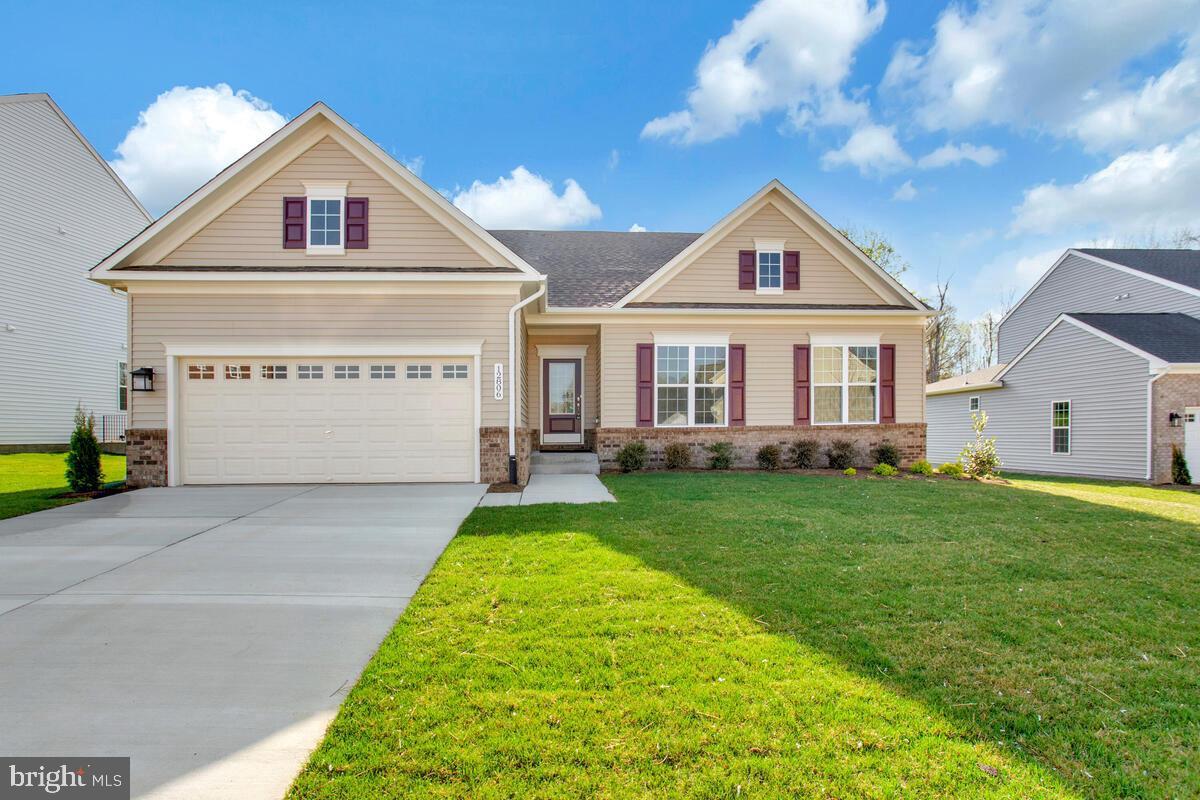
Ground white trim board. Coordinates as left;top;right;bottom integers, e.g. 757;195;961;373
535;345;589;358
162;341;484;358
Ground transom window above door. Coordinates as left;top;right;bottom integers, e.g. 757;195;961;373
655;344;727;427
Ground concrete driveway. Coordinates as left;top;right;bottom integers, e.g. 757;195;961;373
0;483;485;799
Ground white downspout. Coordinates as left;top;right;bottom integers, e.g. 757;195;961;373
508;283;546;484
1147;369;1167;481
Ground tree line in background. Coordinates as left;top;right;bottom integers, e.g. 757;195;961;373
841;226;1200;385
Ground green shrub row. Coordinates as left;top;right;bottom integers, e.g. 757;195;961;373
614;437;911;473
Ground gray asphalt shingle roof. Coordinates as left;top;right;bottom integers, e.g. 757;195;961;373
489;230;701;307
1076;248;1200;291
1068;312;1200;363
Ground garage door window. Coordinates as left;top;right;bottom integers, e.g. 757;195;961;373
225;364;250;380
298;364;324;380
406;365;432;379
261;365;288;380
333;365;359;380
442;364;469;379
188;365;215;380
370;365;397;379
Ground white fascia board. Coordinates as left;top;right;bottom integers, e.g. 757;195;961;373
540;306;931;317
926;382;1004;397
96;271;542;285
163;341;485;358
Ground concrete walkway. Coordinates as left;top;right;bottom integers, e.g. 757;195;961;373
478;473;616;506
0;483;485;799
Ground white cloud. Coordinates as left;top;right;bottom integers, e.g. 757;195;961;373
892;180;918;201
628;223;647;232
820;123;912;176
607;149;620;171
452;166;602;229
400;155;424;176
110;84;286;216
960;244;1069;320
1012;132;1200;234
917;142;1002;169
883;0;1198;147
641;0;886;144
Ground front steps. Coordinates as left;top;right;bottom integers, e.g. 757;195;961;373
530;450;600;476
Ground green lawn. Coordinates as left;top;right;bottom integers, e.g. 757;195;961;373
0;452;127;520
291;473;1198;799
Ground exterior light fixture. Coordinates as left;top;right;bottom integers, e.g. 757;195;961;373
131;367;155;392
1169;411;1182;428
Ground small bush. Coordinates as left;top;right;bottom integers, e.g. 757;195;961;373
707;441;735;470
960;411;1001;478
756;444;783;470
909;459;934;476
843;467;857;476
663;442;692;470
1172;445;1192;485
873;463;898;477
825;438;857;471
938;462;964;478
65;405;103;493
616;441;648;472
871;441;901;468
790;438;820;469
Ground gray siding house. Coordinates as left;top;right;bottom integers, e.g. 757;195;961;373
0;93;151;447
928;249;1200;483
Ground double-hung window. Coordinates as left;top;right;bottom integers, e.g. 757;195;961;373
1052;400;1070;454
304;181;347;255
757;251;782;293
812;344;878;424
655;344;727;426
117;361;128;411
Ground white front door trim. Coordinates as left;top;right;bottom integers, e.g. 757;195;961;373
538;355;584;445
1186;406;1200;485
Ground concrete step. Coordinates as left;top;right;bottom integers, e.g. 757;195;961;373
530;451;601;475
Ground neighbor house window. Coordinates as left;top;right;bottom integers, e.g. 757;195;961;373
260;365;287;380
188;365;214;380
370;365;396;379
117;361;128;411
969;396;980;412
298;364;323;379
655;344;727;426
757;251;782;293
1052;400;1071;454
442;364;469;379
333;365;359;380
406;365;432;380
812;345;878;424
224;364;250;380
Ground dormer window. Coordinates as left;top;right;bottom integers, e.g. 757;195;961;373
302;181;348;255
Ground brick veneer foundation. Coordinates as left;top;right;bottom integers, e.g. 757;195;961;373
480;426;535;485
1151;374;1200;483
126;428;168;488
595;423;926;470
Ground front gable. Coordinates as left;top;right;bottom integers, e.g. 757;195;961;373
158;136;489;268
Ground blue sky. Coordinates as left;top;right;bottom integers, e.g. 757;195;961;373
4;0;1199;319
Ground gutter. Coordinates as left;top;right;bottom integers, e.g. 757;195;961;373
508;283;547;484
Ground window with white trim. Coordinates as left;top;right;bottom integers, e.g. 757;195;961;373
309;199;342;247
298;364;324;380
117;361;128;411
261;364;287;380
655;344;727;426
1052;400;1070;454
969;396;980;412
333;365;359;380
757;250;782;292
188;365;214;380
442;364;469;379
812;345;878;424
225;364;250;380
406;364;432;380
370;365;396;380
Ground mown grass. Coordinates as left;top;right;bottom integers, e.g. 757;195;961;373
0;452;126;520
291;472;1198;799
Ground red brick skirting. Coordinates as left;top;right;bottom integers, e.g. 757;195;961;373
480;426;536;485
126;428;168;488
595;423;926;470
1151;374;1200;483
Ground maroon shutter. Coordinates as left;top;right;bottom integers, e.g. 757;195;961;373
729;345;746;426
636;344;654;427
283;197;306;249
345;197;368;249
793;345;810;426
738;250;756;289
783;250;800;290
880;344;896;423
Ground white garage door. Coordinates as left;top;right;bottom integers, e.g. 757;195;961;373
179;357;475;484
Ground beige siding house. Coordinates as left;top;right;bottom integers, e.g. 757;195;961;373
91;102;931;487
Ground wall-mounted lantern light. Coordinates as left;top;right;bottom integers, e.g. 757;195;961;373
1169;411;1183;428
131;367;155;392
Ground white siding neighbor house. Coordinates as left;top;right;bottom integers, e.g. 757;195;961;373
0;93;152;448
927;249;1200;483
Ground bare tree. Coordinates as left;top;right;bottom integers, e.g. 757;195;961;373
925;278;971;382
838;226;910;278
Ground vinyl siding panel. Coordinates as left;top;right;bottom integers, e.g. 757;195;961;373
599;321;924;427
998;253;1200;362
0;97;149;444
158;137;491;268
646;203;888;305
526;333;600;431
929;322;1149;479
128;292;517;429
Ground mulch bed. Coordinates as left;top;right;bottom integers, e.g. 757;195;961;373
52;484;131;500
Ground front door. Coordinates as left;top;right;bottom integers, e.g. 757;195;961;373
1186;407;1200;484
543;358;582;444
